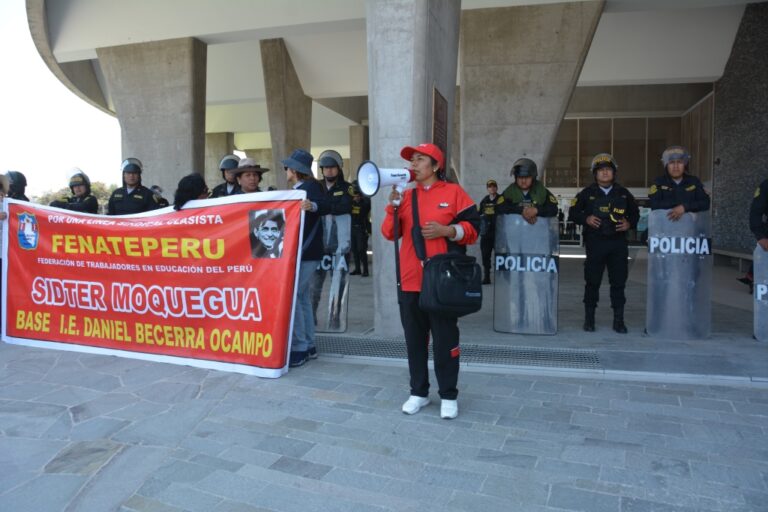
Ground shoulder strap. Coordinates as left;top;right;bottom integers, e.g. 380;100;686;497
411;189;428;261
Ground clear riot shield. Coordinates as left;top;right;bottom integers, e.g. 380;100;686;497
311;214;351;332
645;210;712;340
754;245;768;342
493;215;559;334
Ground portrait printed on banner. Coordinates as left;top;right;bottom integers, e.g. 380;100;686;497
249;209;286;259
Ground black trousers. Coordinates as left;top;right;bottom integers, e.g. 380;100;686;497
399;292;460;400
351;228;368;273
480;234;495;277
583;237;628;309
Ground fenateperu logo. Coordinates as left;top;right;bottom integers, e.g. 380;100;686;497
757;284;768;302
495;255;559;273
648;237;711;255
17;212;39;250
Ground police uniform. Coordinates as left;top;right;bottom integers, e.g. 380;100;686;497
50;195;99;214
107;185;163;215
648;173;710;212
749;179;768;242
210;181;240;197
350;193;371;275
477;187;503;283
323;179;354;216
496;181;558;217
570;182;639;329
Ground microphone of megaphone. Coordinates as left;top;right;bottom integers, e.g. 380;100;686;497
357;161;414;203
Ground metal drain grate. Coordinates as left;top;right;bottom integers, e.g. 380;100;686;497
316;335;601;370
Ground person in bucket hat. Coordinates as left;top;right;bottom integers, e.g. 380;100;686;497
283;149;330;368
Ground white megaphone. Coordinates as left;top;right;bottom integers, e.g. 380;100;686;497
357;161;414;205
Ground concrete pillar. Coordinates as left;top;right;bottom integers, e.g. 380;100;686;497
244;149;275;190
204;132;234;190
260;38;312;190
97;38;207;197
713;2;768;253
348;124;369;182
366;0;461;337
460;2;604;202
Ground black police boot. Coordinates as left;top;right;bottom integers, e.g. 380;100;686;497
583;306;596;332
613;307;628;334
482;270;491;285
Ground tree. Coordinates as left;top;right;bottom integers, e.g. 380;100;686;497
32;182;118;214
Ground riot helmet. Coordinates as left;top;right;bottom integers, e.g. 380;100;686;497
67;167;92;196
7;170;28;199
661;146;690;170
591;153;618;174
511;158;538;178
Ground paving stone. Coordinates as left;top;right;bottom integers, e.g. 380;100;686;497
572;411;628;430
690;460;767;491
0;470;36;494
0;437;69;472
0;381;61;400
475;448;537;469
44;439;122;475
416;464;486;492
112;401;215;447
269;455;332;480
620;496;699;511
123;495;185;512
33;385;103;407
0;400;67;437
0;474;87;512
561;444;626;467
152;483;223;512
626;452;691;478
480;473;549;504
189;454;244;473
70;393;140;423
217;446;283;468
212;500;273;512
547;484;621;512
536;458;600;479
627;418;684;437
194;469;268;503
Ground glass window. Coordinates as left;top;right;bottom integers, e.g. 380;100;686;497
578;119;611;187
647;117;681;188
613;118;646;188
544;119;577;187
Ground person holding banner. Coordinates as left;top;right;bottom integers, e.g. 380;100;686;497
235;158;269;194
210;154;241;198
173;173;209;210
0;172;8;311
49;169;99;214
381;142;480;420
496;158;558;222
569;153;639;333
283;149;330;367
648;146;710;219
107;158;164;215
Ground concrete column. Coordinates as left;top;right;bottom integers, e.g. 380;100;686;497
244;149;275;190
713;2;768;253
348;124;369;182
97;38;207;197
366;0;461;337
460;2;604;201
204;132;234;190
260;38;312;190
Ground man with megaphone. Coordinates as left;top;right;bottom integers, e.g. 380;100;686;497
379;143;480;420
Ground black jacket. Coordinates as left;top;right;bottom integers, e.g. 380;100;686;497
477;194;503;237
750;179;768;241
351;196;371;232
50;195;99;214
298;179;330;261
322;179;354;216
570;182;639;240
210;182;240;198
648;173;710;212
107;186;163;215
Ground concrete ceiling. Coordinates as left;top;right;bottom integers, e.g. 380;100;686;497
33;0;748;155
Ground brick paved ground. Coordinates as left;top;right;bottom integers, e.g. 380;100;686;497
1;342;767;512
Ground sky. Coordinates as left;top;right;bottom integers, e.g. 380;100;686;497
0;0;121;198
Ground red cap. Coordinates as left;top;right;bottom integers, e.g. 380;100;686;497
400;143;445;171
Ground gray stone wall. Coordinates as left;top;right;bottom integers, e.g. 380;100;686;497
713;2;768;253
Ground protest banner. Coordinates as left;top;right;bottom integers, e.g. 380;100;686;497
2;191;305;378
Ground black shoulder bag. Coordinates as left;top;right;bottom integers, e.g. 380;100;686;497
410;188;482;317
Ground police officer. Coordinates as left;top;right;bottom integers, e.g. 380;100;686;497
477;179;503;284
150;185;170;207
107;158;164;215
50;168;99;213
569;153;639;333
350;181;371;276
210;154;241;197
649;146;710;218
739;179;768;292
234;158;269;194
7;171;29;201
497;158;558;221
317;150;353;216
312;150;354;326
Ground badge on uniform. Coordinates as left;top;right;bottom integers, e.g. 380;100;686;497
439;202;449;208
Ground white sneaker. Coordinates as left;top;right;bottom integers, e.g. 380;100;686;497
401;395;430;415
440;399;458;419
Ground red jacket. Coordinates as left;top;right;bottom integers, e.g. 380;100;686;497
382;180;479;292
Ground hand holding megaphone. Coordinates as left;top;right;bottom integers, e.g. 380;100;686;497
357;161;414;206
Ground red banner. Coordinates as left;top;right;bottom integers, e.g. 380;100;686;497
2;191;306;378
